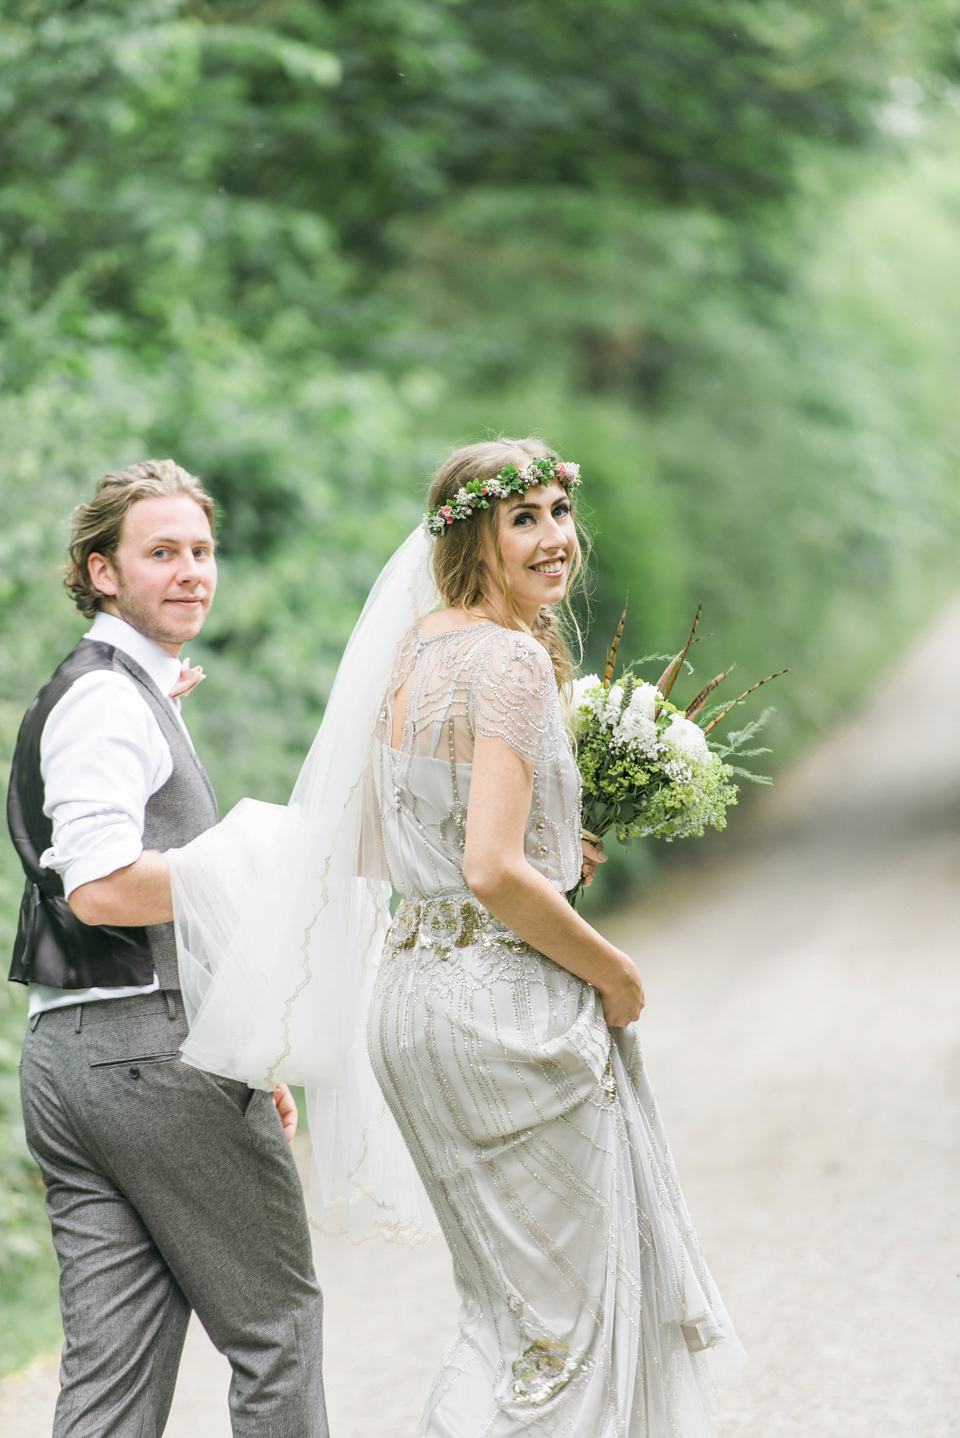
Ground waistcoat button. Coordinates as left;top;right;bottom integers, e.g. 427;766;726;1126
129;1067;140;1079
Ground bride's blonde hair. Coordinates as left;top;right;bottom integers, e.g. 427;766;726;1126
427;437;588;689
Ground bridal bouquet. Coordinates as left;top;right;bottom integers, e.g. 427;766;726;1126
568;603;784;903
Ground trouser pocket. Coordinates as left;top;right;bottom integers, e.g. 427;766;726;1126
89;1052;180;1080
89;1052;180;1068
210;1073;255;1114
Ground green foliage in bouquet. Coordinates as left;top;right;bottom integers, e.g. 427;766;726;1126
568;604;785;902
574;676;738;846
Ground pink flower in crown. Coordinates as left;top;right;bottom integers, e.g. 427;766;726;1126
440;505;454;523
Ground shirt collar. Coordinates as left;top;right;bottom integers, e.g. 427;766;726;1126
85;612;183;701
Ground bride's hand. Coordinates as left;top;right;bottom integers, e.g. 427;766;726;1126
580;838;607;888
597;952;645;1028
273;1083;298;1142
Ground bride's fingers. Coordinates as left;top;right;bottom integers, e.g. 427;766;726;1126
272;1083;299;1142
581;839;605;887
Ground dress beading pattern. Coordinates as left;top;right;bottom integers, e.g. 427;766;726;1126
368;622;743;1437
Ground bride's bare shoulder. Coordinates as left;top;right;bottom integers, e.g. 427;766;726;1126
418;608;488;639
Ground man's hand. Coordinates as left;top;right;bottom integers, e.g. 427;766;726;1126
273;1083;298;1142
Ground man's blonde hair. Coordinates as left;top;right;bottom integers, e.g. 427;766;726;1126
64;460;216;619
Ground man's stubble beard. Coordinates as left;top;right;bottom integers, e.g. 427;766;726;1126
111;574;205;649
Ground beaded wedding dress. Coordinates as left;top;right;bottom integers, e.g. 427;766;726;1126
368;619;744;1438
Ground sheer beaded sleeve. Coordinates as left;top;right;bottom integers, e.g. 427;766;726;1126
468;629;556;764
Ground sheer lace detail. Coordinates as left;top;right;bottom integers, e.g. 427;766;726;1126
373;622;582;899
469;627;554;763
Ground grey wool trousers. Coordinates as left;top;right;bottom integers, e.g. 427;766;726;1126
19;990;328;1438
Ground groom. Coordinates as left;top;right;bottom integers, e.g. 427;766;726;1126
7;461;327;1436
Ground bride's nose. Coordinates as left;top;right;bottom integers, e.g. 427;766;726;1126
541;515;569;547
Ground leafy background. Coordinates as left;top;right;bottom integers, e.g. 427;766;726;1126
2;0;960;1374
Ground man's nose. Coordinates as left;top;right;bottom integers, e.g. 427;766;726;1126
175;552;203;584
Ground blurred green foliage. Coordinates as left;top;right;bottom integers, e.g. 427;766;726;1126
3;0;960;1370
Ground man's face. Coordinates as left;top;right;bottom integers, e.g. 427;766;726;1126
89;496;217;656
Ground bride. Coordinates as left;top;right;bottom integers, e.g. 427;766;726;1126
170;437;744;1436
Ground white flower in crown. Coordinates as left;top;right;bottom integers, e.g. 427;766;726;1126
663;713;711;764
424;455;583;534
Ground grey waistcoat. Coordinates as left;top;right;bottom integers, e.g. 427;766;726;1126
7;640;218;991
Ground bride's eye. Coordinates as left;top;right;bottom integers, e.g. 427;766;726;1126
553;503;572;519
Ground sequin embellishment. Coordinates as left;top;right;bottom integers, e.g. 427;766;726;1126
512;1338;578;1405
387;896;488;962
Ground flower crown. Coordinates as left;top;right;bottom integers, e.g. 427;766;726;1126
425;456;582;536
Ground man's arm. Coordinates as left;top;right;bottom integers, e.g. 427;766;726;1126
69;849;173;927
40;670;175;928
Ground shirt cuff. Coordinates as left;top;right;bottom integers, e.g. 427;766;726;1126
42;835;145;899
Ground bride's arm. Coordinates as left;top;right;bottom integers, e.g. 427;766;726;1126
463;735;645;1027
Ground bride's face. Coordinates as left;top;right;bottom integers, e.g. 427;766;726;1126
482;479;577;624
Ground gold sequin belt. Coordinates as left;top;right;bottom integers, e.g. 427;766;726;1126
386;895;536;963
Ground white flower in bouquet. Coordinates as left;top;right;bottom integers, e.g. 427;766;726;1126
596;681;622;730
570;674;602;717
630;681;660;720
566;596;785;904
663;713;712;765
662;756;693;786
612;697;660;759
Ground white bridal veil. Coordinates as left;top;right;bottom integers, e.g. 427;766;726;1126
169;526;441;1240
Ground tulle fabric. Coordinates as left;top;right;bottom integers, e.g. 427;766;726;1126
169;526;441;1240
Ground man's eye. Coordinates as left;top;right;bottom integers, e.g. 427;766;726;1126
152;549;169;559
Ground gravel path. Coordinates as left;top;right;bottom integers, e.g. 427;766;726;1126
2;602;959;1437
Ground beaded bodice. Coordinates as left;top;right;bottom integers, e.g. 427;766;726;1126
373;622;582;900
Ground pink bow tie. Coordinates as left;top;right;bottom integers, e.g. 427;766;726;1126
169;659;206;700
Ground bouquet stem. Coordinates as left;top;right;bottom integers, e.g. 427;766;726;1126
566;878;585;908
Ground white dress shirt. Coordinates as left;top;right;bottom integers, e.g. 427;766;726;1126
28;612;191;1016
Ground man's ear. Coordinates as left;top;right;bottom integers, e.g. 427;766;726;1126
87;552;119;598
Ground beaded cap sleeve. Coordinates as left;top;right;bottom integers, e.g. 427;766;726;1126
468;627;553;763
374;622;582;897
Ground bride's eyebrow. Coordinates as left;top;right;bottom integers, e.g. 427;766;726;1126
508;494;552;513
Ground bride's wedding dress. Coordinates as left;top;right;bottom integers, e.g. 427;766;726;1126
169;528;743;1435
368;620;743;1437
